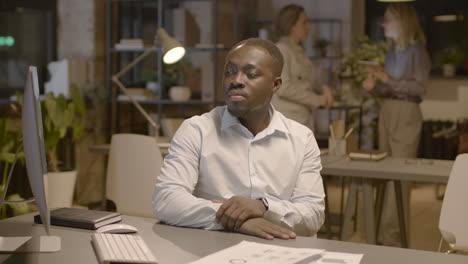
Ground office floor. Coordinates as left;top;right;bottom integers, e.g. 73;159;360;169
320;178;452;252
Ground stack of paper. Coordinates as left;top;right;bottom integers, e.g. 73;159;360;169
190;241;363;264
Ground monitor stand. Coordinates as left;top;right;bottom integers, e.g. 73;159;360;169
0;236;61;253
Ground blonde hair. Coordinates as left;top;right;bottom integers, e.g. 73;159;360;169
387;3;426;49
276;4;304;37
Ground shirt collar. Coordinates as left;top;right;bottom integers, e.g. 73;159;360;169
220;105;289;135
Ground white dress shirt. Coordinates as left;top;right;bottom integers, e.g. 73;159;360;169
152;105;325;236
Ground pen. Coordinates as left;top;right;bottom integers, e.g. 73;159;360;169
344;127;354;140
295;253;323;264
329;124;337;149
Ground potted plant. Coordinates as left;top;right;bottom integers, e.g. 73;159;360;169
340;35;389;149
142;69;160;94
41;85;86;208
0;114;29;219
438;47;465;77
144;60;201;100
165;60;201;101
313;38;330;57
340;36;388;101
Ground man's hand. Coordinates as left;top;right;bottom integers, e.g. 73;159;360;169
238;218;296;240
216;196;266;231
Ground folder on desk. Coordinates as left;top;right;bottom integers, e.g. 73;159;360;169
34;207;121;230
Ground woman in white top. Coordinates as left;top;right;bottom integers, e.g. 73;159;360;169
271;4;333;130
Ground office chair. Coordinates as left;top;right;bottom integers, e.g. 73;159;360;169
106;133;163;218
438;153;468;253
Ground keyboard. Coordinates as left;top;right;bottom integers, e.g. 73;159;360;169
92;233;158;264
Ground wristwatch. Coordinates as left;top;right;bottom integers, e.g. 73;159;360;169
259;197;269;211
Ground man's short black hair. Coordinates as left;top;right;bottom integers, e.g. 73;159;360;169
230;38;284;77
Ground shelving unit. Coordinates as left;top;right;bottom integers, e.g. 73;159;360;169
106;0;239;137
309;18;343;91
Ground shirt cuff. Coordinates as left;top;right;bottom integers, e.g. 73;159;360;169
263;198;285;225
205;202;224;230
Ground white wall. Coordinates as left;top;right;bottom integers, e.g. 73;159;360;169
57;0;95;59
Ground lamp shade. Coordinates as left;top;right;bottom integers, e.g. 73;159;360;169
157;28;186;64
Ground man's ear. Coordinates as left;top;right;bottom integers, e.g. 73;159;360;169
272;77;282;93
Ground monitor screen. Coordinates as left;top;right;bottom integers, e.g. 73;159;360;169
21;65;51;235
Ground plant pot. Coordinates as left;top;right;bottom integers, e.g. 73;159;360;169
442;64;456;77
46;170;77;208
146;81;160;94
169;86;191;101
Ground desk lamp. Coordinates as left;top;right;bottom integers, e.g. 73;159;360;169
111;28;186;137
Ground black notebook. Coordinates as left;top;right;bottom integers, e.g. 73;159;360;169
34;207;122;230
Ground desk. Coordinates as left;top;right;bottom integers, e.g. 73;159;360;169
322;157;453;183
321;156;454;247
1;214;467;264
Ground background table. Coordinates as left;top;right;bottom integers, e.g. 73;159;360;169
321;156;454;247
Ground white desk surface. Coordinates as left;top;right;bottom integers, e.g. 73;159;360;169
321;156;453;183
1;213;467;264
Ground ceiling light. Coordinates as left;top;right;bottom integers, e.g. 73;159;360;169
434;15;463;22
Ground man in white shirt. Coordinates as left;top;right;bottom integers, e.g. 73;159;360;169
153;38;325;239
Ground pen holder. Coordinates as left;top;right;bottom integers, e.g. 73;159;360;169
329;137;347;156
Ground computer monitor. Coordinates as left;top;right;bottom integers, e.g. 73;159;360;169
22;66;51;232
0;66;60;252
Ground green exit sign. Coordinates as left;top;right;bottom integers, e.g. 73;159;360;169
0;36;15;47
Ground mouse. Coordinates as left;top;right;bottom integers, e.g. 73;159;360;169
96;223;138;234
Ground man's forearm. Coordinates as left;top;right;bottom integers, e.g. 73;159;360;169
153;186;223;230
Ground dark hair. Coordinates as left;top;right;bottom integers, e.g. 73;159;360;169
230;38;284;76
276;4;304;37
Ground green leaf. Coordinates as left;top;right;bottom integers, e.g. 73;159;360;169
44;93;58;125
44;130;61;151
64;103;75;127
38;87;86;169
0;153;16;163
72;118;85;140
70;84;86;115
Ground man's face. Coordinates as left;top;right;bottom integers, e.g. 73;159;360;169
223;44;281;118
